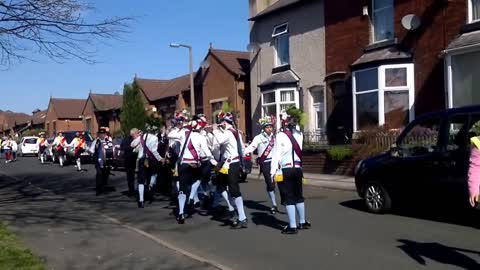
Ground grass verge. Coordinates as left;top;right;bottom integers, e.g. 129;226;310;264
0;223;45;270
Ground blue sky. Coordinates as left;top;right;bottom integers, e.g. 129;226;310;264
1;1;249;114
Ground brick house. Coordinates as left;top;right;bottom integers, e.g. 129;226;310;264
0;111;31;137
82;93;122;136
324;0;474;138
31;109;47;130
135;74;197;121
196;48;252;140
45;98;85;137
248;0;326;136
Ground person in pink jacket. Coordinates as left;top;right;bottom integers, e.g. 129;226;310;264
468;136;480;207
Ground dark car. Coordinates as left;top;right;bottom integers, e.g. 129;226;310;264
56;131;94;164
355;105;480;214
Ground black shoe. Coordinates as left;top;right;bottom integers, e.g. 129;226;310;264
298;221;312;230
281;226;298;234
177;214;185;224
270;206;278;215
231;219;248;229
138;201;145;208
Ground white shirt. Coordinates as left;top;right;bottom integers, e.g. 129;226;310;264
270;129;303;175
53;136;66;147
213;125;245;163
178;131;216;165
167;127;181;148
130;133;162;161
244;131;275;162
2;140;11;150
11;141;18;152
37;138;49;147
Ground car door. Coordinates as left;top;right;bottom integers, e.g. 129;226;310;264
391;115;445;202
441;113;480;209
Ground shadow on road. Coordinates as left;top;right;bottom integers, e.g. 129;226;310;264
397;239;480;270
250;211;287;230
340;199;480;229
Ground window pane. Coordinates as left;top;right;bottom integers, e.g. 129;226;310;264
398;117;440;157
373;2;394;42
280;90;295;102
385;68;407;87
452;51;480;107
316;111;324;129
384;91;409;129
312;89;324;104
474;0;480;21
272;24;288;36
355;68;378;92
280;103;295;111
356;92;379;130
374;0;392;10
276;34;290;66
262;92;275;104
263;105;277;117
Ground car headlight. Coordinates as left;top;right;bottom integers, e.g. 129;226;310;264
354;160;363;175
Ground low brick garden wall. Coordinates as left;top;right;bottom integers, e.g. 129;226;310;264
303;150;355;176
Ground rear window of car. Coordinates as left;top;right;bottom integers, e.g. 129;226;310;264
24;138;37;144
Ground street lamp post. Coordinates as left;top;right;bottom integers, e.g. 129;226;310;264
170;43;195;115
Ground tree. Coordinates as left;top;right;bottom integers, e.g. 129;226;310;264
120;81;147;136
0;0;131;67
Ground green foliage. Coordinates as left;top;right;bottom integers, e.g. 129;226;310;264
120;81;148;135
327;145;353;161
145;113;164;133
303;142;329;152
21;129;46;137
470;120;480;136
0;223;45;270
221;102;234;113
285;106;307;128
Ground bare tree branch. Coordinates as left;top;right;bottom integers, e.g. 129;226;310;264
0;0;132;68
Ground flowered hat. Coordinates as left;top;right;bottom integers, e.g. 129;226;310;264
217;111;234;124
280;106;305;127
175;109;190;122
193;114;208;130
258;115;276;129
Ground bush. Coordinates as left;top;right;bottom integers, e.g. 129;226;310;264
327;145;353;161
303;142;329;152
21;129;46;137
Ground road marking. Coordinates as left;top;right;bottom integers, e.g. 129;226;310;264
0;172;233;270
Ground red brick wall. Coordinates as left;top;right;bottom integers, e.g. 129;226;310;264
325;0;467;116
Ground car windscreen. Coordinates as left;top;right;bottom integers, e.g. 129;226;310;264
24;138;37;144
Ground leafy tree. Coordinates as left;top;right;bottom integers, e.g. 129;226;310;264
120;81;147;136
0;0;131;67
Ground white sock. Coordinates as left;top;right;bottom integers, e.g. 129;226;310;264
175;181;180;191
138;184;145;202
221;191;234;211
269;191;277;207
40;155;44;163
194;192;200;204
178;193;187;215
150;175;157;188
296;203;306;224
286;205;297;228
76;159;81;170
189;180;201;201
59;157;63;166
234;197;247;221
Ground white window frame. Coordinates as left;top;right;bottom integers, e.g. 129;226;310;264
353;63;415;132
468;0;480;23
445;47;480;109
311;87;326;131
371;0;395;43
272;23;290;67
261;87;299;130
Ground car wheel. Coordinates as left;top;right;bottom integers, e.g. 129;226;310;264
364;181;392;214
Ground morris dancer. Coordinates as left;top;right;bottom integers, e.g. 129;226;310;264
89;128;114;195
68;132;86;171
37;132;49;164
53;131;67;167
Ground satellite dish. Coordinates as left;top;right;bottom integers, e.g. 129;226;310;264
200;59;210;69
246;42;260;52
402;14;421;31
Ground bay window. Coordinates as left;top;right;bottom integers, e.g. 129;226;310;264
353;64;414;131
371;0;394;43
448;51;480;108
261;88;299;129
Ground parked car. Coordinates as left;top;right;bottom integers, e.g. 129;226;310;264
355;105;480;214
19;136;39;156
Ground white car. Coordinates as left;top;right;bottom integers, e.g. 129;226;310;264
19;136;39;156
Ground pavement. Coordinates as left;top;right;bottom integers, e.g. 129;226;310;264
0;157;479;270
248;167;356;191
